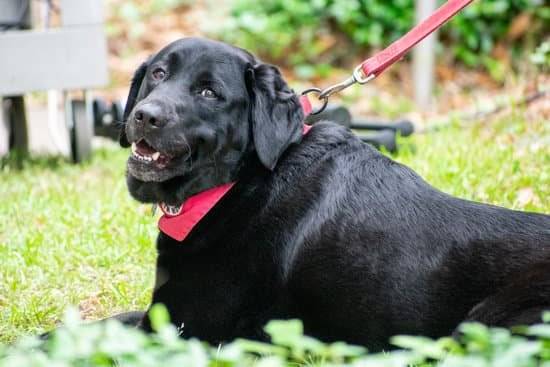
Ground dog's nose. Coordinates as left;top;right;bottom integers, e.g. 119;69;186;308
134;104;165;127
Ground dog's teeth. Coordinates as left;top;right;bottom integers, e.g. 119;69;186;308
131;142;137;155
152;152;160;161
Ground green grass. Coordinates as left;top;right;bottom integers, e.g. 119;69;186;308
0;150;157;343
393;113;549;212
0;112;548;344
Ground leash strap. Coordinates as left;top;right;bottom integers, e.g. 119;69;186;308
303;0;474;114
359;0;473;79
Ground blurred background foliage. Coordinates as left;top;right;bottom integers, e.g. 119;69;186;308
103;0;549;88
100;0;549;124
219;0;549;80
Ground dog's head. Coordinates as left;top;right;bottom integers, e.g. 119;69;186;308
120;38;304;205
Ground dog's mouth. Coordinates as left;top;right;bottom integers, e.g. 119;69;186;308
130;139;173;169
127;138;191;183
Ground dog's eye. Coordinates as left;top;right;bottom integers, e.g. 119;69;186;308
200;88;217;99
152;68;166;81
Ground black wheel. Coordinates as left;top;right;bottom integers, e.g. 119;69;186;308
92;98;110;128
92;98;123;141
69;100;93;163
112;100;124;123
359;129;398;153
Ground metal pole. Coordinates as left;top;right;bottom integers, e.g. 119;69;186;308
0;101;8;157
413;0;437;108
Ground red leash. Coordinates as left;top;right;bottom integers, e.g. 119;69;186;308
302;0;474;115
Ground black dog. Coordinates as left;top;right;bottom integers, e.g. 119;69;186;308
119;37;550;351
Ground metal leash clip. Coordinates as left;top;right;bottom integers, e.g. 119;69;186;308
302;65;375;115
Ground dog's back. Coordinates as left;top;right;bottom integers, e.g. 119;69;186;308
277;121;550;349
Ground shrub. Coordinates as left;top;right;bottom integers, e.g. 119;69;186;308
217;0;549;78
1;306;549;366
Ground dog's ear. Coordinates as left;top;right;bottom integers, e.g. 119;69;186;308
119;61;149;147
246;63;303;170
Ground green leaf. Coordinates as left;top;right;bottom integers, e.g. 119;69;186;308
148;303;171;332
232;338;288;356
527;324;550;339
327;341;366;358
264;319;304;345
391;335;446;359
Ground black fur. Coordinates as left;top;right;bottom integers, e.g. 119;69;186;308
246;63;304;170
120;61;149;148
119;37;550;351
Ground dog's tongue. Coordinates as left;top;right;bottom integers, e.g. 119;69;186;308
136;140;157;155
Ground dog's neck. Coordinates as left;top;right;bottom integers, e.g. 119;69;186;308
158;124;312;242
157;95;313;242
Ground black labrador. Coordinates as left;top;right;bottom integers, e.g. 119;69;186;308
117;37;550;351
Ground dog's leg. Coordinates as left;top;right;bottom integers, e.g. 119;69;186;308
459;261;550;329
107;311;146;327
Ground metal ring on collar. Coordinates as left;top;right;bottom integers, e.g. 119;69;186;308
301;88;328;115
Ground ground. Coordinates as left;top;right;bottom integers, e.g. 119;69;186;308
0;110;548;344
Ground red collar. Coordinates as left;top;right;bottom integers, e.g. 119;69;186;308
159;182;236;241
158;99;313;241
